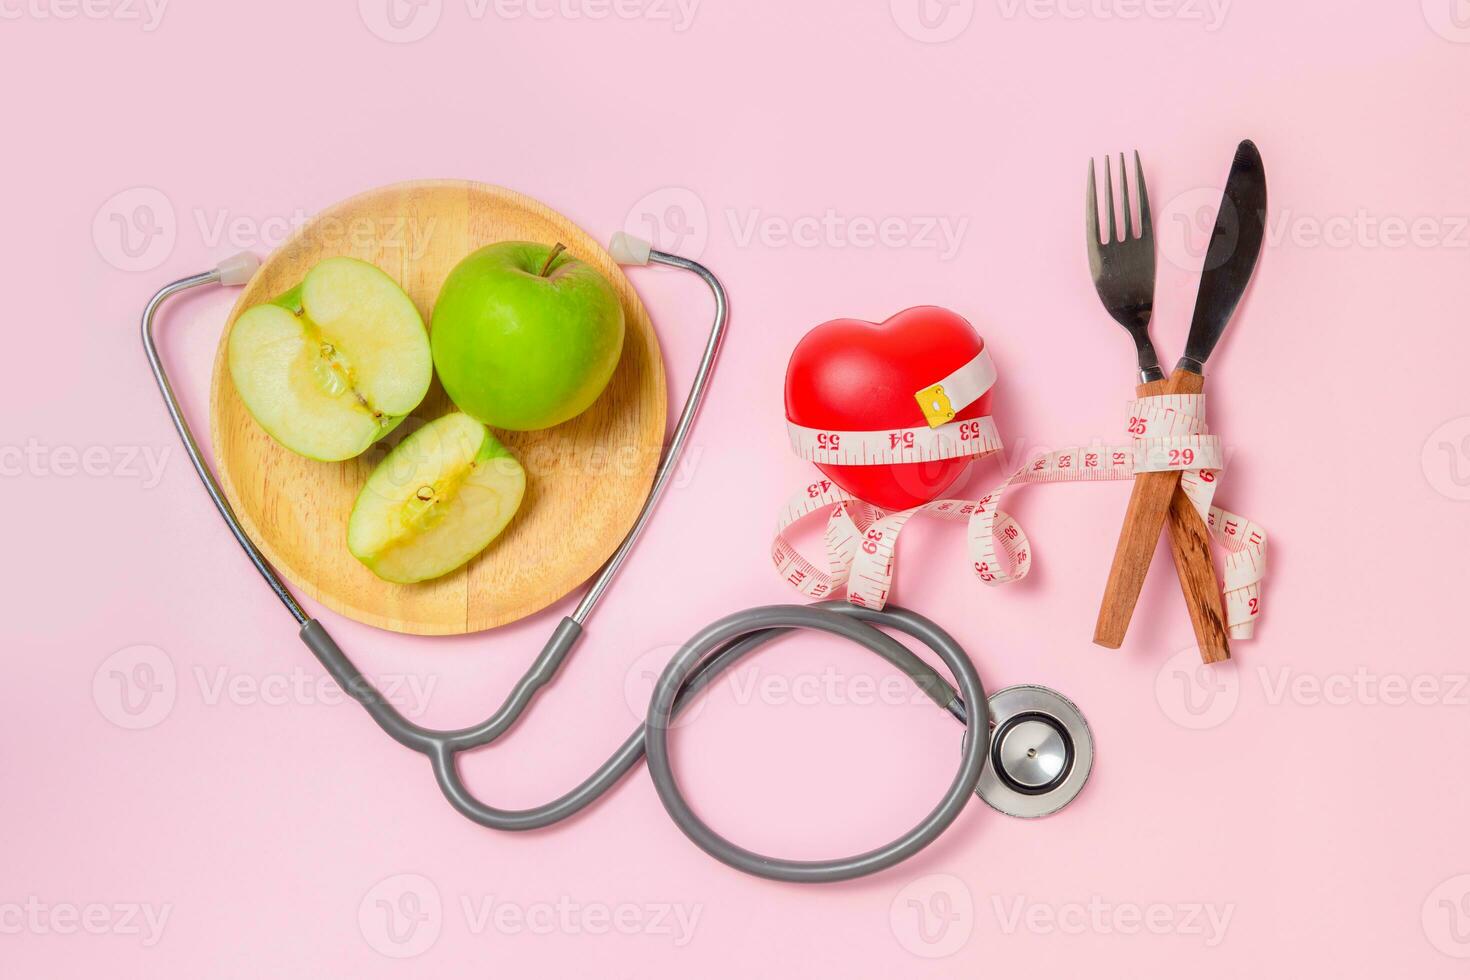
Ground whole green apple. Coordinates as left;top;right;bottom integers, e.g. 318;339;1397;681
431;241;625;431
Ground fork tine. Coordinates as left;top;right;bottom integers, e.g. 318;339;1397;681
1103;154;1117;244
1086;158;1100;245
1134;149;1152;242
1118;152;1132;241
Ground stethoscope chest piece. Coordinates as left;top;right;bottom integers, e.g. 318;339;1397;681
978;685;1094;819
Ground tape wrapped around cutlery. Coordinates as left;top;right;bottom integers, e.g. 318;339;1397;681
772;392;1267;639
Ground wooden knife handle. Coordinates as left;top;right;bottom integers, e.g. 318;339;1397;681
1165;483;1231;662
1093;367;1216;650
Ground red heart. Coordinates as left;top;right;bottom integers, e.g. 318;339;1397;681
784;306;993;511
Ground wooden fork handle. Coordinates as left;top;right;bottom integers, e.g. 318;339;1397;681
1093;368;1227;660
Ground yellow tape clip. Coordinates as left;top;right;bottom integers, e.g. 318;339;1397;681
915;384;956;428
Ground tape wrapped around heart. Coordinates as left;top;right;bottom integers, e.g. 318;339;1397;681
784;306;994;511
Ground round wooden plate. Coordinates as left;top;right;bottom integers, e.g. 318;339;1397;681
210;180;666;635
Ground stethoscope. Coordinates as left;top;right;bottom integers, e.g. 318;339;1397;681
141;234;1095;884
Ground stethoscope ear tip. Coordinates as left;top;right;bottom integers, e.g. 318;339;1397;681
214;251;260;286
608;231;652;267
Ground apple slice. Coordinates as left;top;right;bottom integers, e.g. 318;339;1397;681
348;412;526;584
228;257;431;461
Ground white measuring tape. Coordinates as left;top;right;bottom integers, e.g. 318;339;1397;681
787;416;1002;467
772;391;1267;639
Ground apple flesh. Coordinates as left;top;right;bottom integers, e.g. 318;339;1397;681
228;257;431;461
348;412;526;584
431;241;625;431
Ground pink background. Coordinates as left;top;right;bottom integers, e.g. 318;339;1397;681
6;0;1470;975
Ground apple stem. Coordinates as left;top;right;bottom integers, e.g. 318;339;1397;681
539;242;567;278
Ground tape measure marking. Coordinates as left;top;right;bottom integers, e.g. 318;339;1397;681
787;416;1003;466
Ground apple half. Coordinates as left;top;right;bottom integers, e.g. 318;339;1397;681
348;412;526;584
228;257;432;461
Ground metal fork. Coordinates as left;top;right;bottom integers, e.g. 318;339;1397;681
1086;152;1163;384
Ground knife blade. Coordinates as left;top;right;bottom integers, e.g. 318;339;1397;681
1178;139;1267;374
